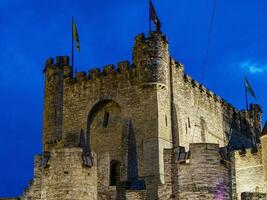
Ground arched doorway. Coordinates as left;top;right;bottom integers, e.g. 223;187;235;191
110;160;121;186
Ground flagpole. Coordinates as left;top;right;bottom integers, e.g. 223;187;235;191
245;80;248;110
149;0;151;32
72;16;74;68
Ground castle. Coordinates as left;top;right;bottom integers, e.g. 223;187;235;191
1;30;267;200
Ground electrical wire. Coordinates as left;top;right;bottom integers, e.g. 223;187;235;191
191;0;217;143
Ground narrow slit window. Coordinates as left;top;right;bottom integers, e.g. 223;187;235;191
188;117;191;128
185;123;188;134
200;117;206;142
103;111;109;128
165;115;168;127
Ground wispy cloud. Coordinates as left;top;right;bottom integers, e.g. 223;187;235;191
240;59;267;74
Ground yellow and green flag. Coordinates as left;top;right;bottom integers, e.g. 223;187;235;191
244;76;256;99
72;18;80;52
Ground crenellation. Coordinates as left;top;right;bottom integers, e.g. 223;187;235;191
45;57;54;66
185;75;232;111
55;55;69;66
183;73;191;82
7;29;265;200
134;33;145;41
88;68;101;79
175;61;184;69
63;65;73;78
213;93;221;102
117;61;130;72
170;57;176;66
62;61;139;90
181;69;238;122
76;71;87;80
199;84;206;93
191;79;199;88
235;146;266;200
206;89;214;97
102;64;115;76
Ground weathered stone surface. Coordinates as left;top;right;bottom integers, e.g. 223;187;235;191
2;31;265;200
241;192;266;200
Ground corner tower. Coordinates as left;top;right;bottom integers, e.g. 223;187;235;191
133;31;169;87
42;56;71;151
132;31;173;193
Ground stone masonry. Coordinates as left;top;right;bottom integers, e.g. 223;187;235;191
1;30;266;200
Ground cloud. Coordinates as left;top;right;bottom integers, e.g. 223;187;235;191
240;59;267;74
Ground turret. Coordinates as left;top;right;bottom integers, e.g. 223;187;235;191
42;56;72;151
260;121;267;180
133;32;170;87
249;104;263;142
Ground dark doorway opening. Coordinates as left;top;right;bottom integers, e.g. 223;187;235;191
110;160;120;186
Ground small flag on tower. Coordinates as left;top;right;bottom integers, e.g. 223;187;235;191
149;0;161;32
72;17;80;52
245;76;257;99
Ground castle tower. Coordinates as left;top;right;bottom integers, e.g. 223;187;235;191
249;104;263;143
42;56;71;151
132;31;173;198
133;31;169;87
260;121;267;181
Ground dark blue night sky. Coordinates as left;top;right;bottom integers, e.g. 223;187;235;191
0;0;266;197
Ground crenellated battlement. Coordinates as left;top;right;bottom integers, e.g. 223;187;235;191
42;32;262;154
64;61;137;86
44;51;261;143
176;143;232;199
134;32;168;44
182;72;240;116
236;147;259;157
133;32;170;85
177;143;230;166
181;68;263;139
44;56;70;71
44;54;236;116
45;56;136;81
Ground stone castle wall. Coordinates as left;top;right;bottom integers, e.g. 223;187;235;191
157;143;233;200
2;31;264;200
21;155;42;199
177;143;231;200
20;148;97;200
42;32;174;198
0;198;19;200
235;147;267;200
41;148;97;200
170;60;261;150
41;31;262;199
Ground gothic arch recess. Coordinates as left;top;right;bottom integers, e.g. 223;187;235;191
87;100;123;154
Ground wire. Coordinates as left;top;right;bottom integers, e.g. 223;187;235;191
191;0;217;143
201;0;217;82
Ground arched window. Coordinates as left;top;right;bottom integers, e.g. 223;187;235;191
110;160;121;186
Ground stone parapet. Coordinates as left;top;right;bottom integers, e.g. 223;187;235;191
178;143;231;200
40;147;97;200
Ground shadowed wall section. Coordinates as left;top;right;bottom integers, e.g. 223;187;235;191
127;121;138;181
87;100;123;199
